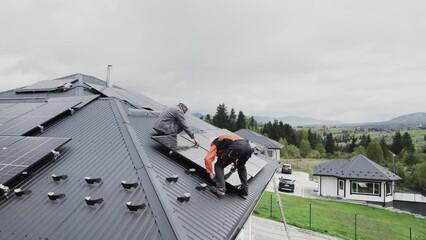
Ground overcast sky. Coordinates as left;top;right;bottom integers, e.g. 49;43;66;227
1;1;425;123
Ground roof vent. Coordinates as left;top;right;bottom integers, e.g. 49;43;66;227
166;175;179;183
121;181;138;190
106;65;113;88
85;196;104;206
48;192;66;201
52;174;68;182
85;177;102;185
14;188;32;197
177;193;191;203
196;183;207;191
185;168;196;175
126;202;146;212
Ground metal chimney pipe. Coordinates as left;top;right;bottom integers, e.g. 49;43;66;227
106;65;113;87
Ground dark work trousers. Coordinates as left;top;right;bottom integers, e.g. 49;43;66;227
214;140;252;195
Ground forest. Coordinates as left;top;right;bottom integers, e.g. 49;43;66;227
200;103;426;195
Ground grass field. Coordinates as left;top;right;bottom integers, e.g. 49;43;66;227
254;192;426;240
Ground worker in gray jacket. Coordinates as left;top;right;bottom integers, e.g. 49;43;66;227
153;103;197;144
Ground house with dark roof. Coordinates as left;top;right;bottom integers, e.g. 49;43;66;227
0;73;278;240
235;129;283;161
313;155;401;207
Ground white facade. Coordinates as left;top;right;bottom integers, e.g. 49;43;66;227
265;148;281;161
317;176;395;206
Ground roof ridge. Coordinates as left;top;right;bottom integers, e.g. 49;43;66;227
111;99;179;240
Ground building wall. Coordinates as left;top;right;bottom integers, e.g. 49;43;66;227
319;176;338;197
266;148;280;161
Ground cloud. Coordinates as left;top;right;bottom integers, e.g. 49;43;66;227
1;0;425;123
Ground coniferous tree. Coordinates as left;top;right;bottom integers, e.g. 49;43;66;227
325;133;335;154
391;131;403;154
247;116;260;133
379;137;390;159
235;111;246;131
402;132;415;153
347;136;357;153
212;104;228;129
205;114;211;123
228;108;236;131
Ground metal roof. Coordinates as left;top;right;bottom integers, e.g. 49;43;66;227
313;154;401;181
0;74;278;240
235;129;283;149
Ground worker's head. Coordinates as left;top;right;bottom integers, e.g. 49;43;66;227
178;102;189;113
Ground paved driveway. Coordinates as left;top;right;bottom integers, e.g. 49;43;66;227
266;170;318;198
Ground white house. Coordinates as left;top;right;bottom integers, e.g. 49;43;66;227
235;129;283;161
313;155;401;207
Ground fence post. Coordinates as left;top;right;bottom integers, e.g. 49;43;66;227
409;227;412;240
270;194;273;218
309;203;312;229
354;214;357;240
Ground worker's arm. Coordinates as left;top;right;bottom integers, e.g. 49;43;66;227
175;109;194;138
204;144;217;174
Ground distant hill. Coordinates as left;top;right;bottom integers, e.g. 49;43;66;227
253;116;344;126
360;112;426;129
192;112;426;129
192;113;343;126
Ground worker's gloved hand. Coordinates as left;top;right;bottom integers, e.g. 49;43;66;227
209;172;216;183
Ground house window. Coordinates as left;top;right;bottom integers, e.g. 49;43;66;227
267;150;273;158
339;180;344;190
386;182;392;196
351;181;380;196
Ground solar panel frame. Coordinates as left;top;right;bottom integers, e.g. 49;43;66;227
0;101;81;136
15;79;78;93
0;136;71;185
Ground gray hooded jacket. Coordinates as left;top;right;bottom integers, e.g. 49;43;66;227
153;105;194;138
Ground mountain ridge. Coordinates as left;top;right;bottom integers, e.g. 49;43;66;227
192;112;426;128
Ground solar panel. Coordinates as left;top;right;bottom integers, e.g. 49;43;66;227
0;103;45;124
15;79;77;93
48;95;99;109
0;136;71;185
152;132;269;188
87;83;165;110
0;101;81;135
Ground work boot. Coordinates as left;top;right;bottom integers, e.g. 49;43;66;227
210;186;225;197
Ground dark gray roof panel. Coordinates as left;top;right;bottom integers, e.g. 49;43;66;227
0;74;280;240
313;155;401;181
0;99;162;240
235;129;283;149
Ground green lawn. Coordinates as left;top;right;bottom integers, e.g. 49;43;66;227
253;192;426;240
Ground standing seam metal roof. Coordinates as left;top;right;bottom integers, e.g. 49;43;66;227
0;74;279;240
313;154;401;181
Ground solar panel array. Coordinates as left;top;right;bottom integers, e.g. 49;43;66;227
0;101;81;135
152;130;268;188
15;79;78;93
0;136;71;185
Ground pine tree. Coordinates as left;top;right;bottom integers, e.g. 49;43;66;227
391;131;403;154
205;114;211;123
235;111;246;131
325;133;335;154
402;132;415;153
212;104;228;129
247;116;260;133
228;108;236;131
